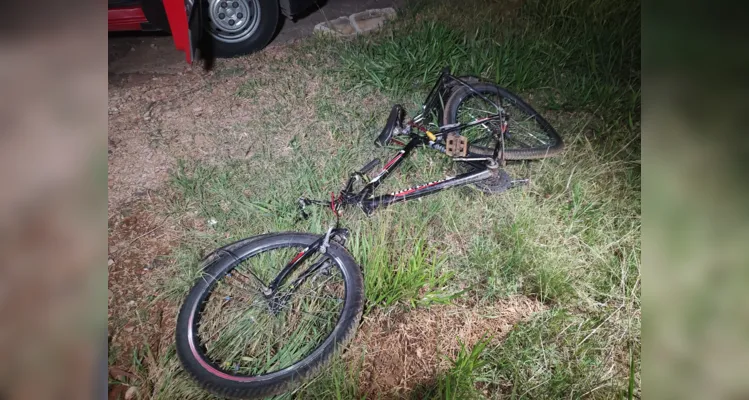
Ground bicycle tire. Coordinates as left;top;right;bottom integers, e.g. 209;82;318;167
176;232;364;399
443;83;564;160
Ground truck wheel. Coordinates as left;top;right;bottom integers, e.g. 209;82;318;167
205;0;278;57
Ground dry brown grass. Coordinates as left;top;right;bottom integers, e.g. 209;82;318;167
107;44;328;213
107;201;179;366
346;296;546;398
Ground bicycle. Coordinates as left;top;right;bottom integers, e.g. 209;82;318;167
175;67;563;399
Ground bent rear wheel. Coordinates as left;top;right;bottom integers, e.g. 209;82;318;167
443;83;564;160
176;232;364;399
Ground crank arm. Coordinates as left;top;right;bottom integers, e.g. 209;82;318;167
510;178;530;187
453;156;495;162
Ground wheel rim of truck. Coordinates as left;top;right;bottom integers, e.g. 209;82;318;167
207;0;261;43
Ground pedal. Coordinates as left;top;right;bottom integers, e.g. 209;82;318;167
445;133;468;157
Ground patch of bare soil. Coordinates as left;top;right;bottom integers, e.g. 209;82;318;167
107;44;314;215
107;199;180;398
346;296;546;398
108;66;217;214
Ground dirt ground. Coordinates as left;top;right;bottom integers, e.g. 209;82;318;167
348;297;546;398
107;0;404;210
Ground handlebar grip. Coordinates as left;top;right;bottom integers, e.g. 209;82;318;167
359;158;381;175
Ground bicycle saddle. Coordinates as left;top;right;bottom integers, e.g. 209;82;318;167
375;104;405;147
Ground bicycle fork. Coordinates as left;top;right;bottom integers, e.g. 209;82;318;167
265;226;350;314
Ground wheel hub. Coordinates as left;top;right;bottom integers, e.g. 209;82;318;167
211;0;249;31
207;0;261;43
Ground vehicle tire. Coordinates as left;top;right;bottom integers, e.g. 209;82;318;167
443;83;564;160
204;0;279;58
176;232;364;399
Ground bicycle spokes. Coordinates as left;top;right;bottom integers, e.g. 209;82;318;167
196;246;346;376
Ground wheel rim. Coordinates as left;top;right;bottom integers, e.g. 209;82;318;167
189;243;347;378
456;91;557;151
207;0;261;44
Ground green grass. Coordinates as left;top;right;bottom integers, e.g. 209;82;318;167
112;0;641;397
337;0;640;124
480;309;640;399
348;217;457;308
291;358;366;400
432;338;491;400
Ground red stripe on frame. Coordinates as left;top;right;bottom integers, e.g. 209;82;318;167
382;152;404;171
394;181;441;197
290;250;305;264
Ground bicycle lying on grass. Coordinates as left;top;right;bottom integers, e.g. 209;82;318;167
175;67;563;399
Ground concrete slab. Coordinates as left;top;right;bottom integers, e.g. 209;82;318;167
274;0;402;43
313;7;396;37
313;15;357;37
350;8;396;33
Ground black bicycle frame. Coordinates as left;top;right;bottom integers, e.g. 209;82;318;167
272;132;497;295
274;67;510;294
293;71;511;218
353;135;495;215
417;67;503;126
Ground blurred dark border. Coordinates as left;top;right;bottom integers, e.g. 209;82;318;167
644;0;749;398
0;0;107;398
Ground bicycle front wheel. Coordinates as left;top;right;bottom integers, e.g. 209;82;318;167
443;83;564;160
175;232;364;399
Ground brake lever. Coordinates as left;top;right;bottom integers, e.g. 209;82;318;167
297;198;311;220
296;197;337;221
319;225;335;254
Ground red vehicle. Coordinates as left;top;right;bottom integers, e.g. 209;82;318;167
108;0;315;62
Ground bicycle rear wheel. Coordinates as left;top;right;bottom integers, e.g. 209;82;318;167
443;83;564;160
176;232;364;399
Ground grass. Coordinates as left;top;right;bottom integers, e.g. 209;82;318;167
338;0;640;123
291;358;366;400
108;0;640;397
432;338;491;400
348;217;456;308
480;308;640;399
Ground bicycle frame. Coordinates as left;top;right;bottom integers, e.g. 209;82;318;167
343;134;497;215
270;68;513;294
299;68;509;216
